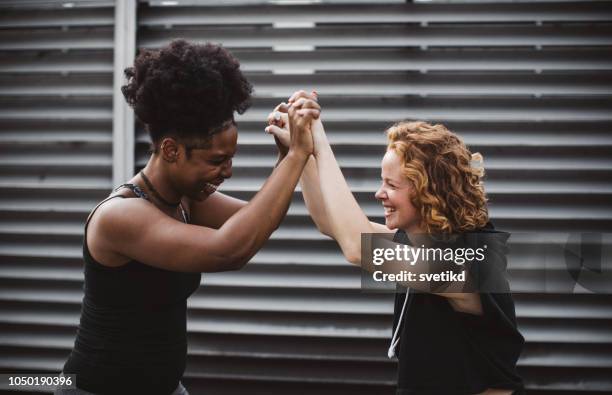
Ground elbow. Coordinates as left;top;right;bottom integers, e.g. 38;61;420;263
341;239;363;266
345;252;361;266
226;251;251;271
343;245;362;266
227;241;258;270
220;234;257;271
203;247;251;272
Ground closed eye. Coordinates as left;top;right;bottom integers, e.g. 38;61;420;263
209;156;231;166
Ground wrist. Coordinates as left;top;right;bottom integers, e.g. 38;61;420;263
274;151;286;168
287;148;310;164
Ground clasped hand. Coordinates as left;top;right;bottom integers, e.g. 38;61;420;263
265;90;324;158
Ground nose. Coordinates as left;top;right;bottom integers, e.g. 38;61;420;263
375;185;386;201
221;160;233;179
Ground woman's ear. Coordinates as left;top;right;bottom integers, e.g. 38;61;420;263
160;138;180;163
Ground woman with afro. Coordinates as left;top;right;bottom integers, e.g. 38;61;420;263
57;40;320;395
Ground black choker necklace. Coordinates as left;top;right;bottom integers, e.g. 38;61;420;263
139;171;181;207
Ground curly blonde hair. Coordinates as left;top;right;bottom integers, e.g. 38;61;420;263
386;121;488;234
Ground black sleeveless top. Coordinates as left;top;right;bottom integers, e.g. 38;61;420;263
62;185;202;395
391;223;525;395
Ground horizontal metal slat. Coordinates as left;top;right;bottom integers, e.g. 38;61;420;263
0;168;611;200
0;0;113;10
3;48;611;74
0;27;114;51
139;24;612;49
0;73;112;96
0;166;112;187
238;47;612;72
218;144;612;170
248;71;612;97
10;95;612;123
0;194;609;238
0;7;114;28
211;166;612;193
138;2;612;26
5;71;612;98
0;50;113;74
0;299;611;343
2;276;612;318
0;98;112;122
174;120;612;148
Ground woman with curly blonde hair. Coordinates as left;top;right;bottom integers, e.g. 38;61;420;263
267;91;525;395
384;121;489;235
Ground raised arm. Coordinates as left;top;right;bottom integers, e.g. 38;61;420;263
266;104;332;237
267;92;392;265
98;101;320;273
289;91;392;264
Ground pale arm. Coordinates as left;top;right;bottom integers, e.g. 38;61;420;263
300;153;333;236
313;129;378;264
267;95;391;262
266;105;333;236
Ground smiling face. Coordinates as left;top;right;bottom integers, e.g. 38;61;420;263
169;123;238;201
375;150;422;233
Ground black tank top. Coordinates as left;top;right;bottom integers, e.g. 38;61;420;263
391;223;525;395
62;185;201;395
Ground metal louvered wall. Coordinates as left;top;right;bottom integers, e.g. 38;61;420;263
0;0;117;393
1;1;612;394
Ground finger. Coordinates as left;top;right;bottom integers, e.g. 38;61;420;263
290;91;317;104
265;124;288;138
266;113;281;126
288;90;317;104
292;98;321;111
266;112;276;125
274;102;289;113
287;103;297;118
267;111;288;127
296;109;321;119
288;90;307;103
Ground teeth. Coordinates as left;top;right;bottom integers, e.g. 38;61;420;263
201;183;218;194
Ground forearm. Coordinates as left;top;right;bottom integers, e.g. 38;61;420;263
274;151;291;225
300;155;332;236
315;139;373;264
218;151;308;262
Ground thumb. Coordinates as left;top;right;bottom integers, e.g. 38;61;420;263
266;124;286;138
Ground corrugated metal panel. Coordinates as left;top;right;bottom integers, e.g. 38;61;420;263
0;1;611;395
0;2;115;393
132;1;612;394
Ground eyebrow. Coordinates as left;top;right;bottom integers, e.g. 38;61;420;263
210;151;235;159
384;176;405;185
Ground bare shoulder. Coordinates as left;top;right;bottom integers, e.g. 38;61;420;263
86;196;164;266
92;196;166;239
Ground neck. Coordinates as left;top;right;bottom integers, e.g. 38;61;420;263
140;155;182;206
404;224;431;247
